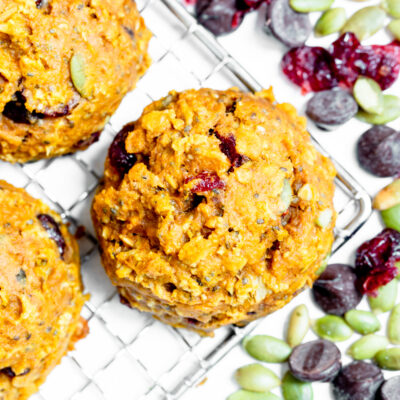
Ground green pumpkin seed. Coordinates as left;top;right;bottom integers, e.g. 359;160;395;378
228;390;281;400
353;77;384;115
282;371;313;400
70;53;87;98
316;209;332;229
244;335;292;363
381;204;400;233
286;304;310;348
348;334;389;360
373;179;400;211
376;347;400;370
357;95;400;125
388;304;400;344
315;253;331;276
368;279;398;314
383;0;400;18
312;315;353;342
315;8;347;36
389;19;400;41
235;364;281;393
341;6;386;41
289;0;334;13
344;310;380;335
280;179;293;214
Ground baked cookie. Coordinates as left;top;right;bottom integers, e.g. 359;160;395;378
0;0;151;163
0;181;88;399
92;88;336;335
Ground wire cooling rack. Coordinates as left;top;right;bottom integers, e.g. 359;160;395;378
0;0;372;399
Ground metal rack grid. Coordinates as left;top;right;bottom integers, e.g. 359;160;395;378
0;0;372;399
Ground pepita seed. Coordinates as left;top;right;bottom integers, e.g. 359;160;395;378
383;0;400;18
344;310;381;335
280;179;292;214
368;279;398;314
315;252;330;276
282;371;313;400
228;390;281;400
315;8;347;36
353;77;384;115
244;335;292;363
388;304;400;344
70;53;87;98
357;95;400;125
286;304;310;348
381;203;400;232
376;347;400;370
348;334;389;360
316;209;332;229
373;179;400;211
389;19;400;41
235;364;281;393
312;315;353;342
289;0;334;13
341;6;386;41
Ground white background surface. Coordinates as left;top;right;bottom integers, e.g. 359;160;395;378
181;0;400;399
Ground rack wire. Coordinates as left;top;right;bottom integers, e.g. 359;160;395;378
0;0;372;399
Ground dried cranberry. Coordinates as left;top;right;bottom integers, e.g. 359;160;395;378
195;0;244;36
332;361;384;400
357;126;400;178
215;133;248;170
355;228;400;296
312;264;362;316
37;214;66;259
330;33;400;90
281;46;337;93
265;0;311;48
3;92;38;124
40;96;79;118
329;32;362;88
282;33;400;93
74;131;101;150
289;340;341;382
0;368;15;378
108;123;137;177
185;171;225;192
119;294;133;309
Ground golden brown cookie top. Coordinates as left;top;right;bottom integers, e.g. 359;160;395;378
93;88;336;310
0;180;86;378
0;0;151;162
0;0;147;114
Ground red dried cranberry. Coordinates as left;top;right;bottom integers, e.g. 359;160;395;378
367;42;400;90
108;123;137;177
3;92;39;124
330;32;361;88
74;131;101;150
185;171;225;193
215;133;248;170
37;214;66;259
282;33;400;93
281;46;337;93
0;368;16;378
355;228;400;296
